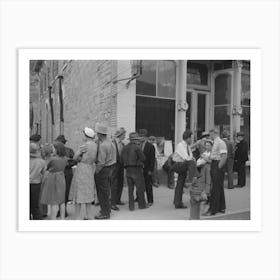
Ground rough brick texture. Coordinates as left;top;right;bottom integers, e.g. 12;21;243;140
32;60;120;151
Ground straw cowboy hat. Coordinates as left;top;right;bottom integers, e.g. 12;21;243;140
201;131;210;137
83;127;95;138
115;127;126;137
95;123;108;135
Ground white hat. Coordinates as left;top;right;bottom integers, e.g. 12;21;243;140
83;127;95;138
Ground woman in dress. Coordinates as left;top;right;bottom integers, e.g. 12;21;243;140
69;127;97;220
40;142;67;219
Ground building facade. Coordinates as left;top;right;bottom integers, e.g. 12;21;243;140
30;60;250;151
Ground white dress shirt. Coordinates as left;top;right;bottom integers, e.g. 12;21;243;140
173;140;193;162
210;137;227;160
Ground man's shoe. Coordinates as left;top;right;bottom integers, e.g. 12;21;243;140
94;214;110;220
234;185;242;188
228;186;234;189
153;183;159;188
116;201;125;206
219;209;226;214
147;202;153;207
95;202;100;206
168;185;175;189
111;205;120;211
175;204;188;209
129;207;135;211
139;204;149;209
202;211;216;216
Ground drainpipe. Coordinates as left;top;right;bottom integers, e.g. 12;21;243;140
48;86;54;142
58;76;64;134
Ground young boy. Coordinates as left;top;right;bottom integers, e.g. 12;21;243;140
30;142;45;220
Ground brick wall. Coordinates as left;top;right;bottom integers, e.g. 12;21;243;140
33;60;121;151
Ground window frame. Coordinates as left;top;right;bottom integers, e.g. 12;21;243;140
136;60;176;99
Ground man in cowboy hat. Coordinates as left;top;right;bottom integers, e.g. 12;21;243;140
191;131;210;158
54;135;76;217
234;131;249;188
94;123;116;219
138;129;155;206
121;132;148;211
110;127;126;211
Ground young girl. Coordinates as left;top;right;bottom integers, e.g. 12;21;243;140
40;142;67;219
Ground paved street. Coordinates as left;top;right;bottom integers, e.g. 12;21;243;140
60;170;250;220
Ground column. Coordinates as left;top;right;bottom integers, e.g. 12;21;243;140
232;60;243;135
175;60;187;145
116;60;136;134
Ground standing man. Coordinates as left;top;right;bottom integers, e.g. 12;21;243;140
138;129;155;207
121;132;147;211
234;132;249;188
222;131;235;189
172;130;198;209
111;127;126;211
54;135;76;217
204;129;227;216
94;123;116;219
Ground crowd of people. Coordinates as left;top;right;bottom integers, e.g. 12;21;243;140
29;123;249;220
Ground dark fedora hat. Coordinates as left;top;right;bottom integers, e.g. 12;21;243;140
138;128;148;137
30;134;41;142
55;135;67;144
236;131;245;137
129;132;141;141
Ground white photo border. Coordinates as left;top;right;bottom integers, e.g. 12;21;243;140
19;48;262;232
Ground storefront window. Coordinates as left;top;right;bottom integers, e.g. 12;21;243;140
136;96;175;141
214;74;231;105
241;73;250;106
187;62;208;85
240;106;250;149
213;60;233;71
214;73;232;133
242;60;250;71
157;61;176;98
241;72;250;148
214;105;231;133
136;60;157;96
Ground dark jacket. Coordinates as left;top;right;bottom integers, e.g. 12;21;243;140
234;140;249;162
121;142;145;168
64;146;76;176
142;141;155;173
222;138;235;159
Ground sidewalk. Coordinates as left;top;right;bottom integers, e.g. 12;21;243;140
63;172;250;220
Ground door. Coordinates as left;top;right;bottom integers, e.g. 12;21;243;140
186;90;210;141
